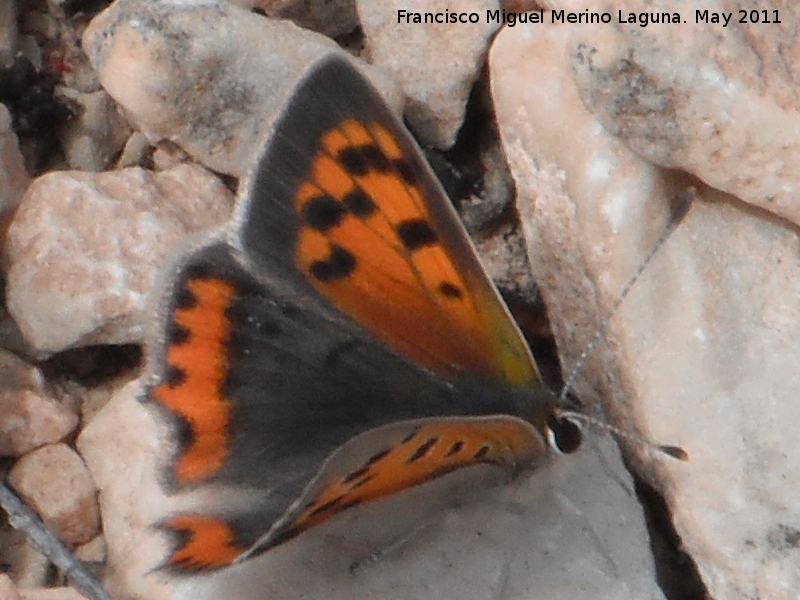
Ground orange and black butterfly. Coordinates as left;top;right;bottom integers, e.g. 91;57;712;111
144;53;562;572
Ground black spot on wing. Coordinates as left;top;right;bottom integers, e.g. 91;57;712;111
342;465;371;484
474;445;491;460
338;144;392;176
165;365;186;387
174;286;199;310
171;413;195;464
342;189;377;217
302;195;346;232
166;322;191;346
365;448;392;466
392;159;416;185
438;282;463;299
396;219;437;251
309;245;356;282
407;437;438;463
444;440;463;457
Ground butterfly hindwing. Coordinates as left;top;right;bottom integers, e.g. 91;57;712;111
145;240;551;569
242;415;548;559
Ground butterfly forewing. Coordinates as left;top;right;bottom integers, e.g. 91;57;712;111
238;55;539;388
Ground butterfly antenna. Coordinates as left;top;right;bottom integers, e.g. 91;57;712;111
554;188;696;459
555;409;689;461
0;482;113;600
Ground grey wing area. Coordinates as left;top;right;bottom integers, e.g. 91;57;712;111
235;54;378;293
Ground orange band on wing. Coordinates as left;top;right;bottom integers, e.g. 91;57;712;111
293;118;508;379
371;124;403;159
151;278;235;484
287;419;542;536
164;515;245;570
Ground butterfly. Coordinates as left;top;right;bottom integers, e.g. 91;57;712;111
143;53;566;573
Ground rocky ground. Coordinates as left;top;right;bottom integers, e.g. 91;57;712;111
1;1;798;599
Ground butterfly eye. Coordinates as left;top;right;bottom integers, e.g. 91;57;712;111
546;414;583;455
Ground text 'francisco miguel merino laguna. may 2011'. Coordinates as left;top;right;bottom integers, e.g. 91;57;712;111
396;9;782;27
